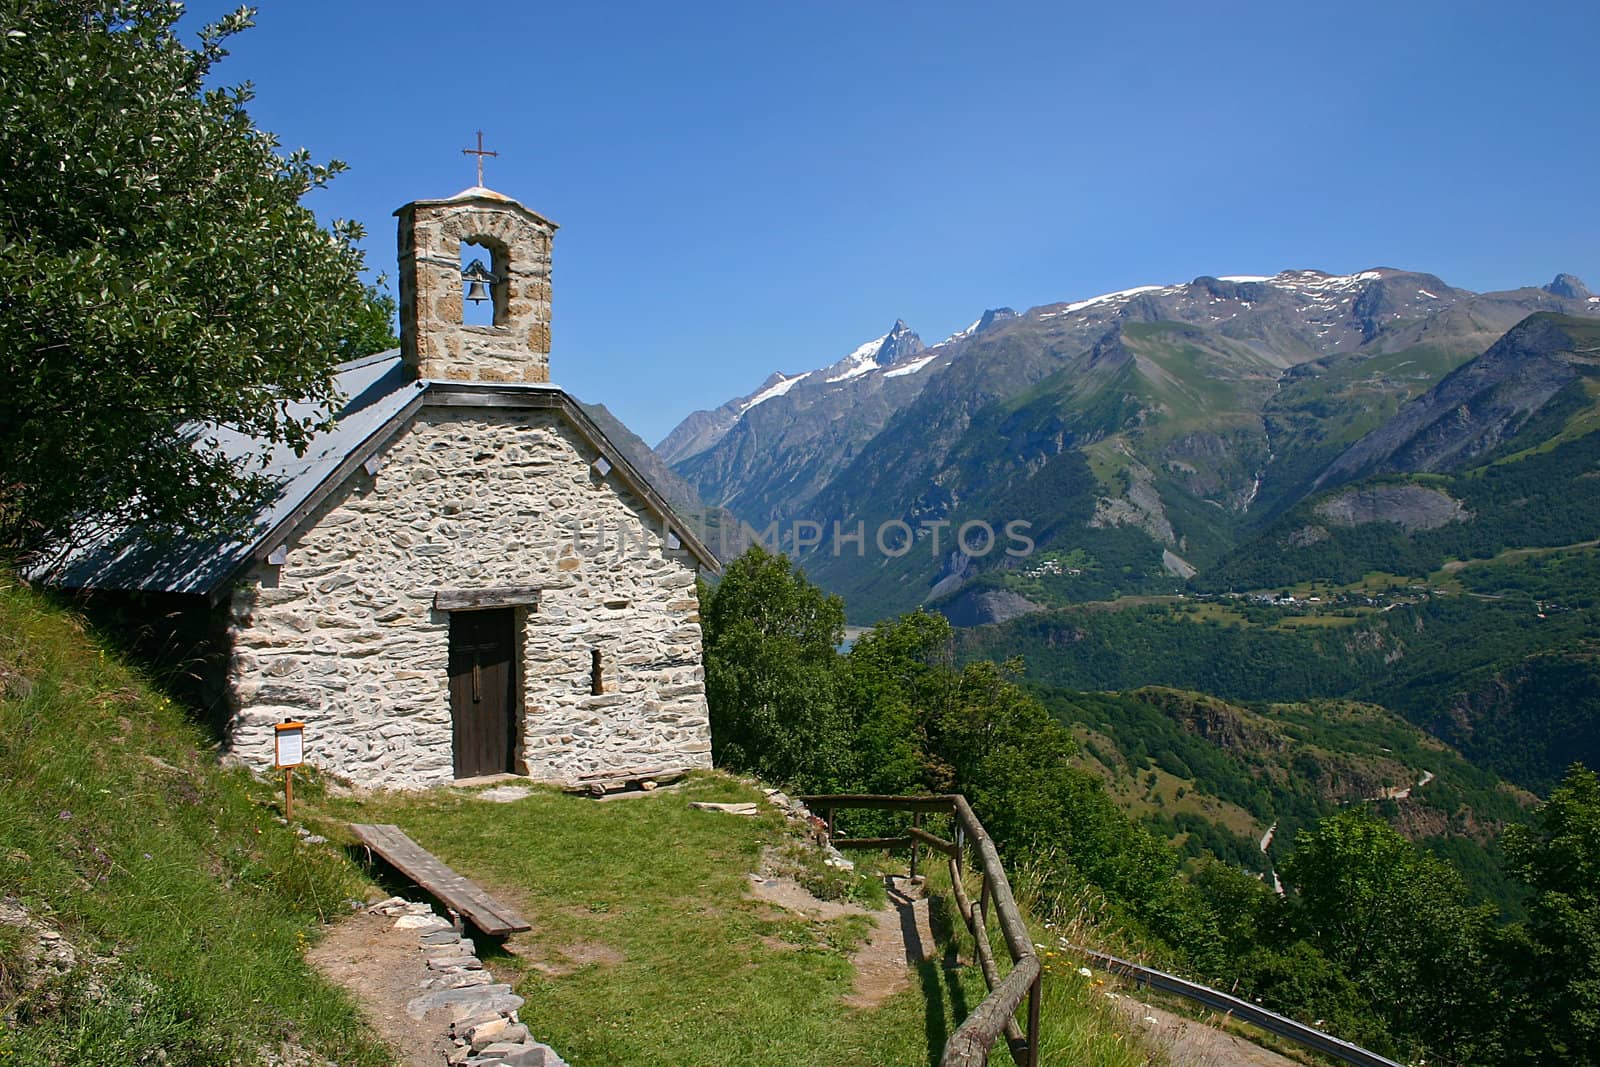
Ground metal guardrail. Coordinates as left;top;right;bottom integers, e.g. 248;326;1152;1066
797;794;1040;1067
1071;944;1407;1067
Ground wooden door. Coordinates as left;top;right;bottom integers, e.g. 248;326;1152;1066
448;608;516;779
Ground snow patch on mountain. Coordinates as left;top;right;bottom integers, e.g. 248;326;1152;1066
824;333;894;383
883;353;939;379
1039;285;1168;319
743;371;811;410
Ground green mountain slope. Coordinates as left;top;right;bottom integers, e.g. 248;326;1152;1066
1039;685;1533;911
1203;316;1600;592
957;566;1600;796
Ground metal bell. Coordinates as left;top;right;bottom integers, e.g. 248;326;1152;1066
461;257;497;304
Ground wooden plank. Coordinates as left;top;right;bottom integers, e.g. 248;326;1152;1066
572;763;687;783
355;824;524;934
434;586;541;611
350;823;530;936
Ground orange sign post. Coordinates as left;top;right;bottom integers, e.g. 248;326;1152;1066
274;720;305;820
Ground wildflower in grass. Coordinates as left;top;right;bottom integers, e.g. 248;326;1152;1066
1078;966;1093;978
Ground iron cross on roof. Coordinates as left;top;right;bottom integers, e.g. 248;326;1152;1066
462;130;498;187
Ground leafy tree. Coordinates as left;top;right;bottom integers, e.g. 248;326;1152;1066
700;546;850;790
1279;809;1503;1062
836;609;946;795
1503;764;1600;1064
0;2;391;562
1232;941;1392;1053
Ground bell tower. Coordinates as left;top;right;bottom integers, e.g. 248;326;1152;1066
396;185;558;383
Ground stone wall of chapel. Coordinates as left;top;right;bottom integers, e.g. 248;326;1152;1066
224;406;710;788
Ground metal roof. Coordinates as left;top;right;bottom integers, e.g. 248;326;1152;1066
42;351;718;599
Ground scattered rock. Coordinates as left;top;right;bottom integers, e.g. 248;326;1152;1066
1315;484;1470;533
0;896;91;1014
1;670;33;701
689;801;758;816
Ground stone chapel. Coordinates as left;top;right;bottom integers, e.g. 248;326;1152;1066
49;184;718;788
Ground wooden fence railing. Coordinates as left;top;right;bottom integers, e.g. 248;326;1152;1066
796;794;1041;1067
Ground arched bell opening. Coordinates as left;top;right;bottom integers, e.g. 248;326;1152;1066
459;236;510;327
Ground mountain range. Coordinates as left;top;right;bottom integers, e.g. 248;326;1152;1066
652;267;1600;622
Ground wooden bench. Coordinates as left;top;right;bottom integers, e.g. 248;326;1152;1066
349;823;531;937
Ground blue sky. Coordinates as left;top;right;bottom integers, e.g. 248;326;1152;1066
185;1;1600;445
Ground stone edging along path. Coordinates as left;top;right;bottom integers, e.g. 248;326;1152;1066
368;896;570;1067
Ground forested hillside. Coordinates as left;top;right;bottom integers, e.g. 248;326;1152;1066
703;545;1600;1067
1041;686;1533;914
957;578;1600;795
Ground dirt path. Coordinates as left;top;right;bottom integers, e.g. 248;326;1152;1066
1107;995;1304;1067
747;871;936;1008
307;910;457;1067
843;876;937;1009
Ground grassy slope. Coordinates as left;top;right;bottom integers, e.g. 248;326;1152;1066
0;576;391;1066
316;776;1157;1067
0;575;1162;1066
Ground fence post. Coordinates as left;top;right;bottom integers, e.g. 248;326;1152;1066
911;811;922;880
1027;970;1042;1067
